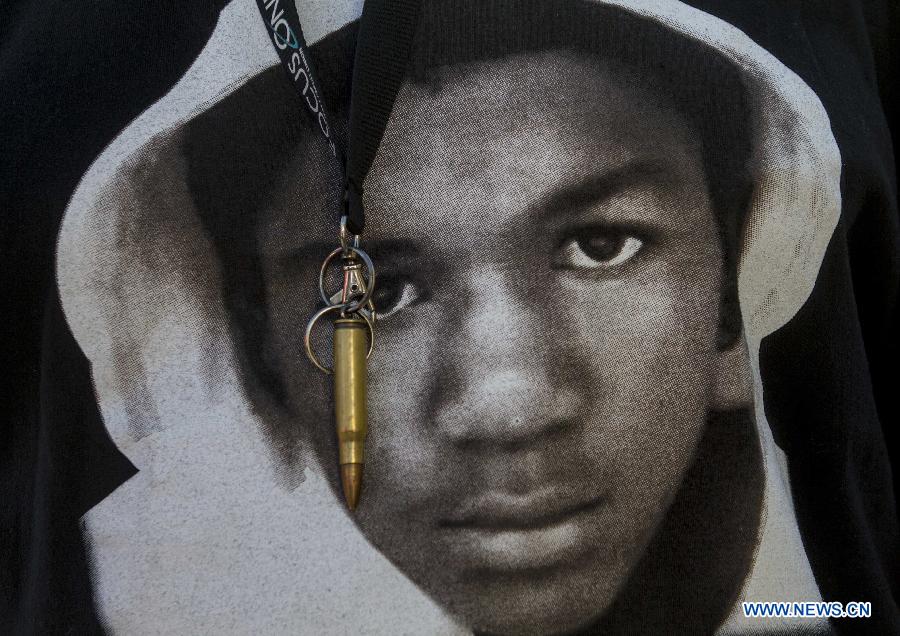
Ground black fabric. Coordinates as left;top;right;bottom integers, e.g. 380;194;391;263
0;1;897;634
344;0;424;234
256;0;423;234
255;0;343;160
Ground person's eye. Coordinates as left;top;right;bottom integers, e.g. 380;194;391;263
553;227;646;271
372;274;424;319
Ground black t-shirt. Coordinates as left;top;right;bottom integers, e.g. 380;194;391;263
1;1;897;634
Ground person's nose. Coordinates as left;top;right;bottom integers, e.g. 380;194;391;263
429;264;584;450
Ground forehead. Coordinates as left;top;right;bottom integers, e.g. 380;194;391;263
261;49;706;252
368;50;702;236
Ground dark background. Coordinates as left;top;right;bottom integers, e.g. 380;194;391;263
1;1;897;633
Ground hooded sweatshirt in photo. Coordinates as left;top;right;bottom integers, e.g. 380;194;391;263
1;1;898;635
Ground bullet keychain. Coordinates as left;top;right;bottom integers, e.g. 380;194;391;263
304;218;376;510
257;0;421;512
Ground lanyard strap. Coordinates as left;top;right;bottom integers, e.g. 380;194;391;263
255;0;423;235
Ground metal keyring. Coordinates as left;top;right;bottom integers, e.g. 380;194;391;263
304;304;375;374
318;245;376;313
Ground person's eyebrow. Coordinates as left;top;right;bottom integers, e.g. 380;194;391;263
540;159;671;219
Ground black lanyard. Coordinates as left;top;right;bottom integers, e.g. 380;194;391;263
255;0;423;235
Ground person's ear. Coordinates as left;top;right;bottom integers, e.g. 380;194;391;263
711;331;753;411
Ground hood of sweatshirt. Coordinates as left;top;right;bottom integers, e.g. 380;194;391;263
57;1;840;633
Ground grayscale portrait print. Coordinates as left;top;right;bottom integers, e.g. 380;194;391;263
57;0;841;634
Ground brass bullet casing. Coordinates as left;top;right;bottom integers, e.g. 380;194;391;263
333;317;368;510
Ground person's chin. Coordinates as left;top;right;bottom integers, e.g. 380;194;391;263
421;512;627;635
437;556;619;636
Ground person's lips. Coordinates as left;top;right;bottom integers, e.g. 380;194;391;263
437;487;606;572
442;488;604;530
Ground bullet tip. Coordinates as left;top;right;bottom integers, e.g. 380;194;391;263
341;463;363;511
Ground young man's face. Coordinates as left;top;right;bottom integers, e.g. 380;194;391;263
259;50;741;634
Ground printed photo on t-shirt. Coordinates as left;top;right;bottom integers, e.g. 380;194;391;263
57;1;841;633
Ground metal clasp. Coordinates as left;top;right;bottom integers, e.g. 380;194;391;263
303;218;377;374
